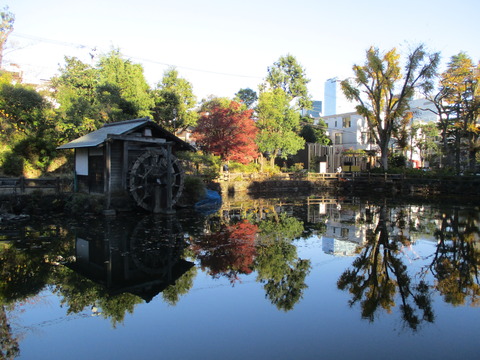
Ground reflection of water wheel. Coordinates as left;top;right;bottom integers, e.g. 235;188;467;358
129;149;184;212
130;216;184;275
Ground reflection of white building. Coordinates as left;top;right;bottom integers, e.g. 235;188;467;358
322;204;369;256
306;198;452;257
306;198;373;256
322;236;358;256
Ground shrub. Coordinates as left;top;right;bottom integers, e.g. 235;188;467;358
388;154;407;168
177;151;221;181
12;137;57;175
181;176;206;204
228;161;260;173
64;193;104;215
1;152;24;176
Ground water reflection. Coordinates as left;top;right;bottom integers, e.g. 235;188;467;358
430;207;480;306
55;216;197;327
192;203;312;311
0;196;479;350
337;204;434;330
0;221;73;359
69;216;194;303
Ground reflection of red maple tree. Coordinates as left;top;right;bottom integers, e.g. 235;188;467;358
192;220;258;284
193;101;259;164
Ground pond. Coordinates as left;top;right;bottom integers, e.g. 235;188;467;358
0;194;479;359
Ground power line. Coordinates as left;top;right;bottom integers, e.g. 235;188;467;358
11;32;263;80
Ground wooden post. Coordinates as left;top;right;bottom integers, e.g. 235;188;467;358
105;140;112;209
121;141;129;189
164;142;174;214
153;185;161;214
19;176;25;193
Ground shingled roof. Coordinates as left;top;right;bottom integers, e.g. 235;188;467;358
57;118;195;151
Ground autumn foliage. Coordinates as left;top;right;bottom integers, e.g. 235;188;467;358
193;101;259;164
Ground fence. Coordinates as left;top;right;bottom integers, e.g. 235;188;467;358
0;177;73;194
219;172;403;182
218;171;441;183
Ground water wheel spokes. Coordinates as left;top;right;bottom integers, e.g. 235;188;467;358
129;149;185;212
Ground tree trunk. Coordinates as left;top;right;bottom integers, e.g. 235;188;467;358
259;153;265;172
269;150;279;168
380;143;389;171
455;134;461;174
468;148;477;172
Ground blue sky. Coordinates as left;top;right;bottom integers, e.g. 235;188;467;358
4;0;480;101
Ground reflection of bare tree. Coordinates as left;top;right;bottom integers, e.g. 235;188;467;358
429;208;480;306
337;205;434;330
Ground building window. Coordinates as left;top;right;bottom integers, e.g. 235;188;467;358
335;133;342;145
361;132;373;145
341;228;350;238
335;120;337;128
342;116;351;128
361;132;367;145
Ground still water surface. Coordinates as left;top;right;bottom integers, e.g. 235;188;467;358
1;195;479;359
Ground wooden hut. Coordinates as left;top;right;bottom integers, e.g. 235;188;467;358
57;118;195;213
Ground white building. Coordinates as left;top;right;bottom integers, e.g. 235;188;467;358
316;87;439;169
324;77;356;116
321;112;374;152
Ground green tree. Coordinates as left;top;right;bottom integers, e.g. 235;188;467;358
422;87;456;169
411;121;439;168
341;45;440;170
256;88;305;167
50;56;100;142
0;84;47;135
439;53;480;172
0;82;51;141
300;120;331;145
151;66;198;133
0;6;14;68
264;54;312;110
234;88;258;109
97;49;153;122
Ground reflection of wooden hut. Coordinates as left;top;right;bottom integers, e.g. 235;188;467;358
69;216;194;302
57;118;195;213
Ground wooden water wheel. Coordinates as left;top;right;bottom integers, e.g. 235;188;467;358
128;148;184;212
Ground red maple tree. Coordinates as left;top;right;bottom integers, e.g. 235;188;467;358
193;101;259;164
